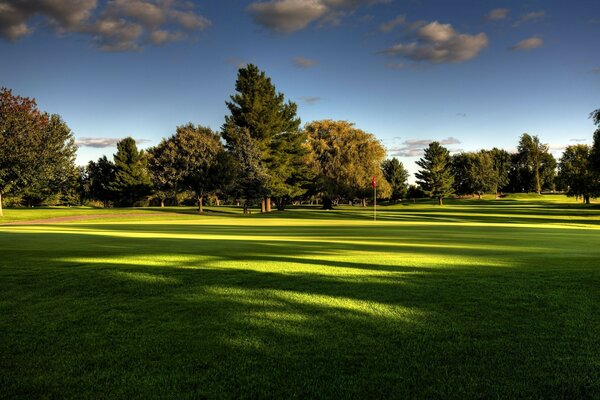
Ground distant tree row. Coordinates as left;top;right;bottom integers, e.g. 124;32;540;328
1;69;599;214
414;117;600;204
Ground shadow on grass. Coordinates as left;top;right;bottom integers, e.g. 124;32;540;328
1;223;600;399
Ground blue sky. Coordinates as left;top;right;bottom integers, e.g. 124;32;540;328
1;0;599;179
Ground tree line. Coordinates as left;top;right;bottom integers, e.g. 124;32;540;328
1;66;600;216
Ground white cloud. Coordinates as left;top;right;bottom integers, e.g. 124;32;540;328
293;56;317;68
75;137;150;148
0;0;210;51
513;11;545;27
510;36;543;51
570;138;587;142
381;21;488;64
247;0;389;33
486;8;509;21
389;137;461;157
379;15;405;32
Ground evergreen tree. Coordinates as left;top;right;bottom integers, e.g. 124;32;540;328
222;64;307;212
111;137;152;206
382;158;409;202
415;142;454;205
227;126;269;213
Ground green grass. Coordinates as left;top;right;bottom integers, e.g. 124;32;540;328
1;197;600;399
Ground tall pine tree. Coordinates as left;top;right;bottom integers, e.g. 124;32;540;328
111;137;152;206
222;64;307;212
415;142;454;205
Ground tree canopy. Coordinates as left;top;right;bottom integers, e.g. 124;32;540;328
223;64;308;211
0;88;77;214
304;120;390;208
415;142;454;205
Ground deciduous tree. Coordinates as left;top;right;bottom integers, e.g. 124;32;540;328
558;145;593;203
0;88;77;215
304;120;390;208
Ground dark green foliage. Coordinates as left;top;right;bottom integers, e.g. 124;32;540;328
416;142;455;205
85;156;116;207
558;145;594;203
515;133;555;194
451;152;475;195
469;151;495;198
111;137;152;206
590;109;600;173
382;158;409;201
488;148;512;194
155;123;232;213
147;137;183;207
223;64;308;210
407;184;426;199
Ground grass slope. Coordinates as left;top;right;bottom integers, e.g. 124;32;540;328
1;198;600;399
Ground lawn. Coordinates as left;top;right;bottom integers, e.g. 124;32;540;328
1;197;600;399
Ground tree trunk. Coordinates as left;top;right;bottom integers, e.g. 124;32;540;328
261;198;266;213
584;195;590;204
0;192;3;217
266;196;272;212
215;195;221;206
322;197;334;210
276;197;286;211
243;201;249;214
478;192;482;200
535;171;541;194
160;198;165;208
198;195;203;214
438;197;443;206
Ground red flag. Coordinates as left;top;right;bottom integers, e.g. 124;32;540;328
371;175;377;188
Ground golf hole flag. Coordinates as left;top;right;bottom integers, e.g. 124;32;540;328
371;176;377;189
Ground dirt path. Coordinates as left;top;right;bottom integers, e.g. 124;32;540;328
2;213;181;225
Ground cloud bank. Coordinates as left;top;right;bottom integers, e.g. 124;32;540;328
389;137;461;157
486;8;509;21
247;0;389;33
510;36;543;51
513;11;546;27
75;137;151;148
298;96;321;104
381;21;488;64
0;0;211;51
293;56;317;68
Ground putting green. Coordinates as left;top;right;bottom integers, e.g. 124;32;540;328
1;199;599;398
